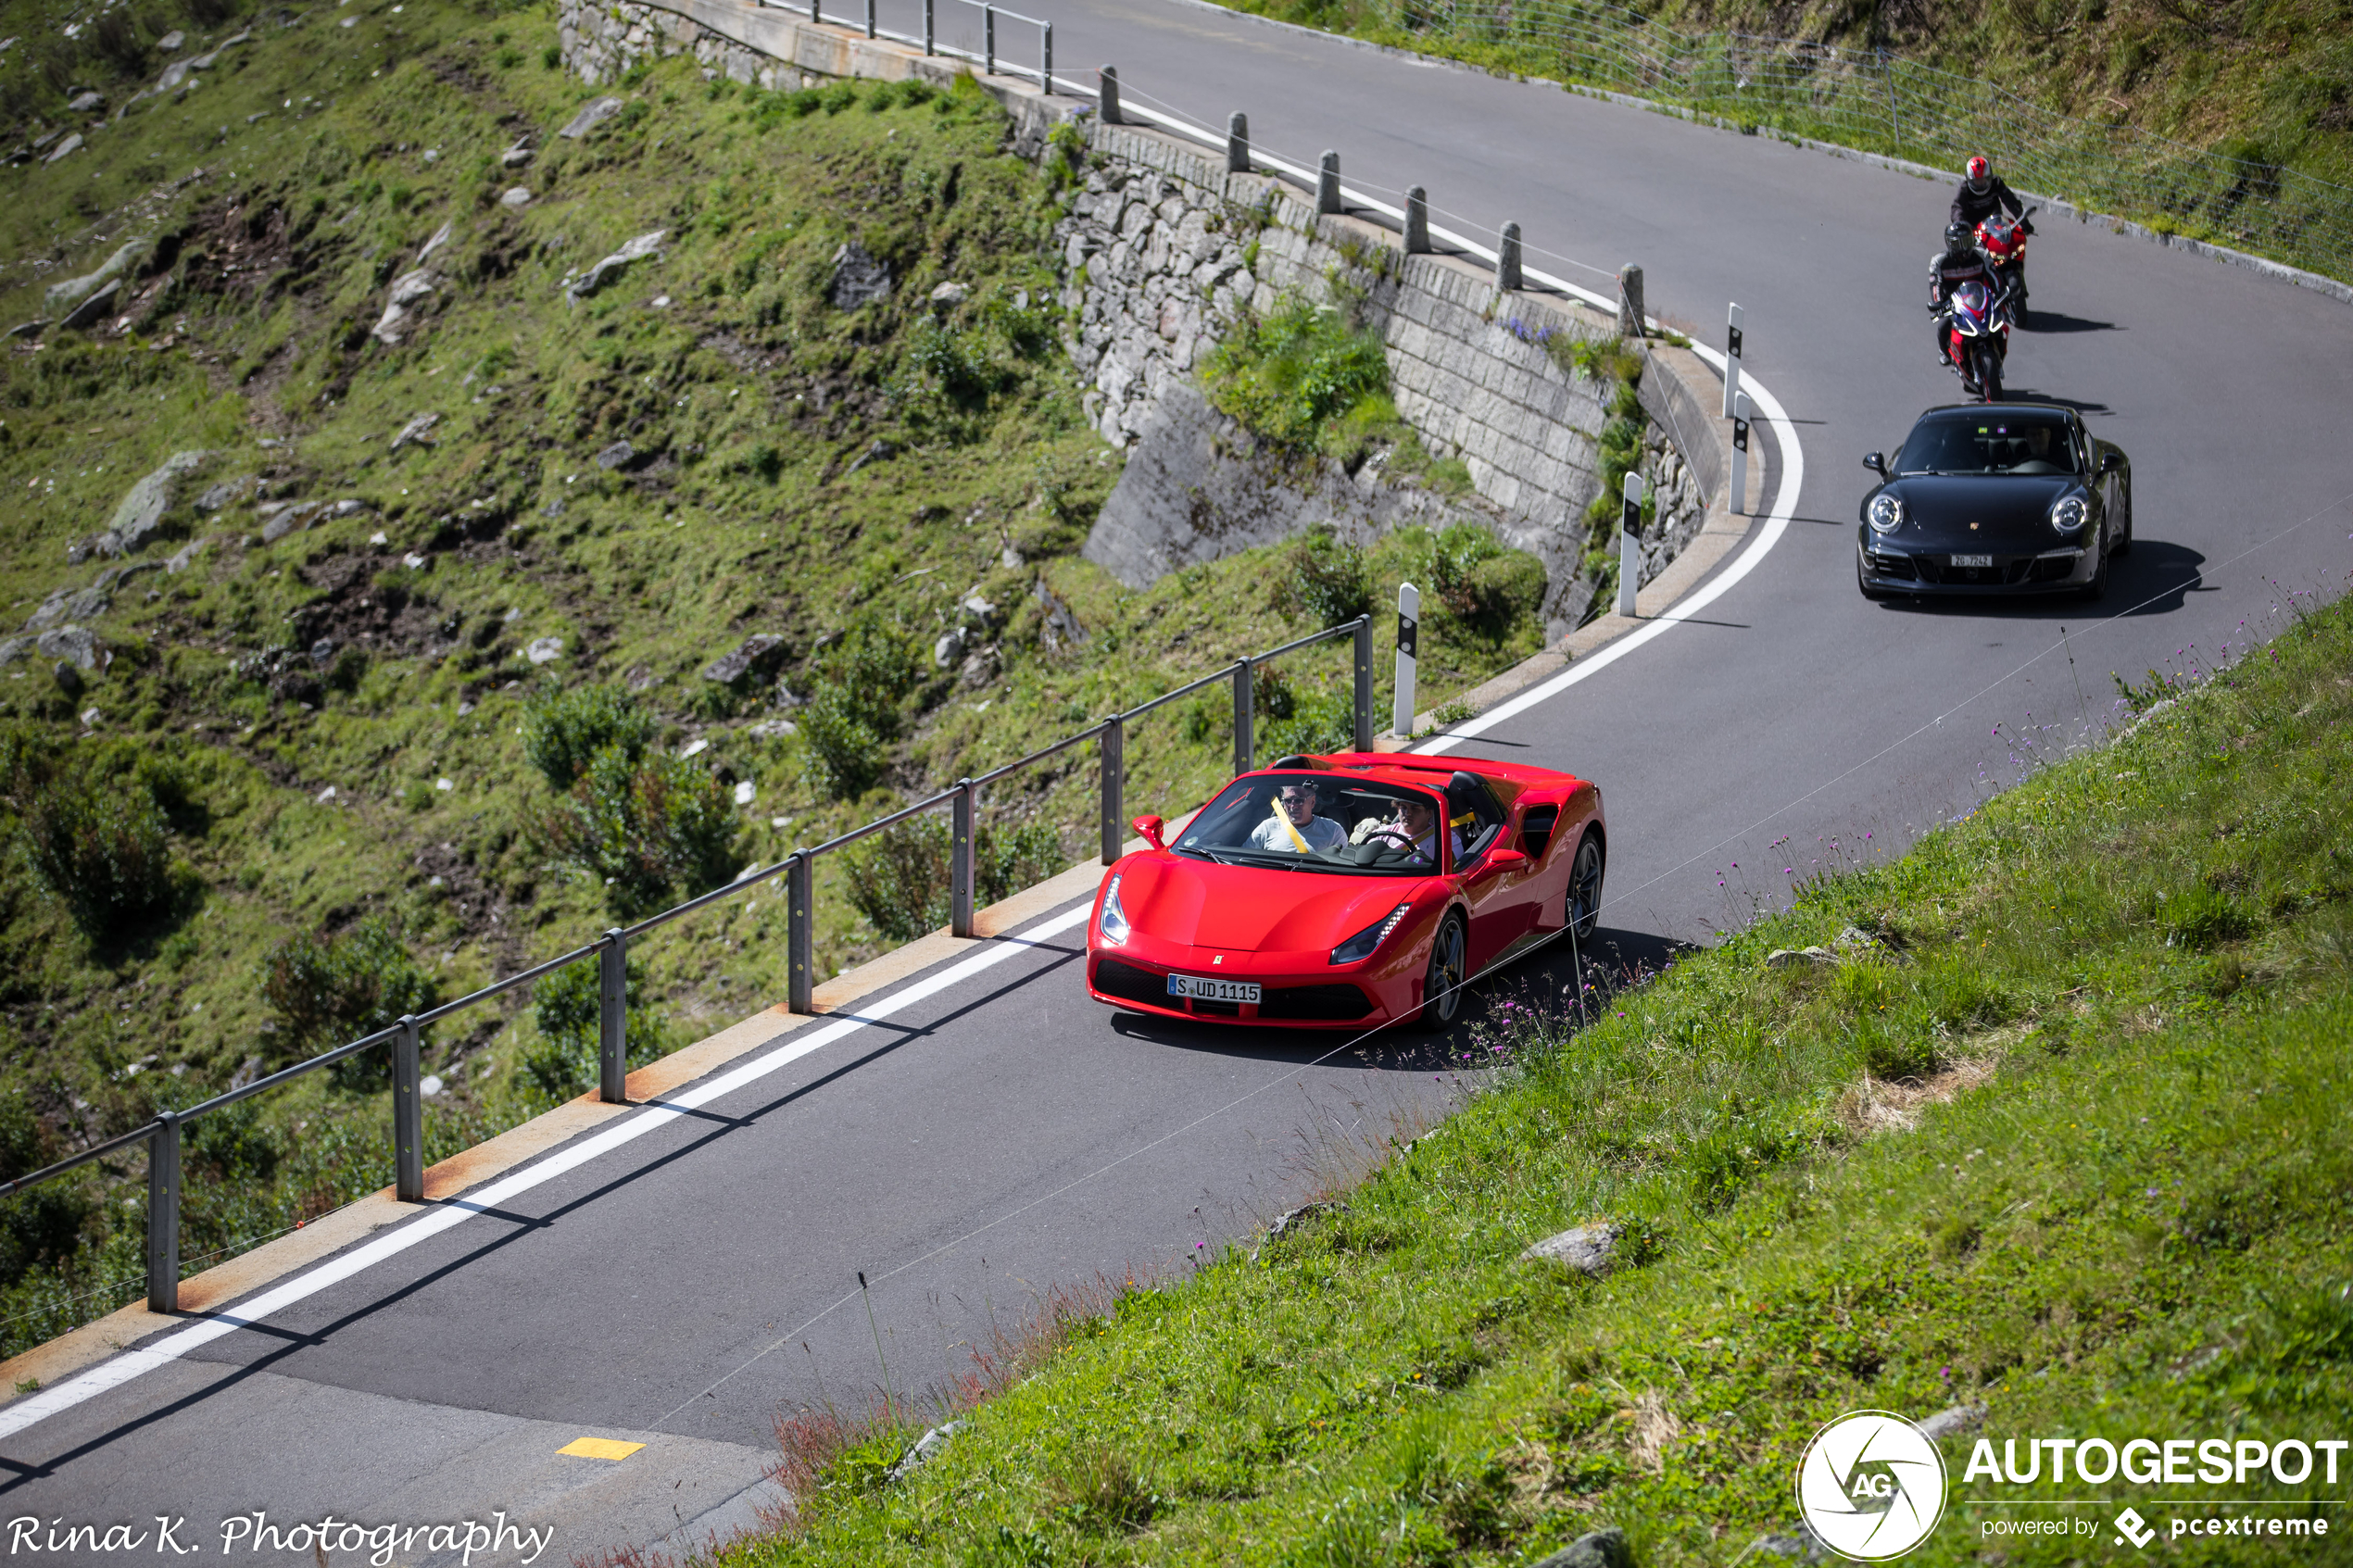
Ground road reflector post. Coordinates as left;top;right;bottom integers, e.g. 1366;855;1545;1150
1730;391;1753;517
145;1110;180;1313
1496;221;1522;292
923;0;934;54
395;1013;425;1198
983;5;994;74
1099;717;1125;866
1617;263;1644;338
1352;614;1374;752
1227;111;1249;174
1722;301;1743;417
1040;22;1051;94
1098;62;1117;121
1617;471;1644;619
787;854;814;1014
951;779;976;937
1232;659;1253;775
809;0;819;25
1391;583;1420;737
863;0;875;38
1317;150;1341;215
598;934;627;1105
1403;186;1429;254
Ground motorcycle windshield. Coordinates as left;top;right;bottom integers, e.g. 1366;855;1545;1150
1951;282;1993;329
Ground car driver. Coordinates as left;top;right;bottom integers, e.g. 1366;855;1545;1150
1360;795;1460;865
1249;780;1346;853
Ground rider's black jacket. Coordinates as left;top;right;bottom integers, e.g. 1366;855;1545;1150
1928;243;1994;307
1951;175;2027;231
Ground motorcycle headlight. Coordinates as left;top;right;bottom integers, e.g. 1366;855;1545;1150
1096;873;1130;947
1330;902;1412;966
1868;494;1905;533
2049;495;2090;535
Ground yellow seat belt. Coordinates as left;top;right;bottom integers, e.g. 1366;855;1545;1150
1269;797;1312;853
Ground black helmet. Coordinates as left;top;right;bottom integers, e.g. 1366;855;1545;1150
1944;220;1975;251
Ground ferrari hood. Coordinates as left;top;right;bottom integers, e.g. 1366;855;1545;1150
1887;475;2078;546
1117;855;1428;952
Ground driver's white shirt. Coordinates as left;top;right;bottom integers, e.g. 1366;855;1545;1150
1248;814;1346;853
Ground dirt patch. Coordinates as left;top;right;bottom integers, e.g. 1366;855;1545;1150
1836;1055;2000;1136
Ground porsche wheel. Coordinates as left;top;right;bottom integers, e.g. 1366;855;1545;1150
2112;479;2134;558
1416;914;1467;1031
2080;528;2110;602
1566;832;1605;942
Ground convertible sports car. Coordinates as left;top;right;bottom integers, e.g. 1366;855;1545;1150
1085;752;1605;1031
1856;403;2131;600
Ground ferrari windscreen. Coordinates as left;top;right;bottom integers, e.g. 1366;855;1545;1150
1895;411;2082;475
1172;773;1451;874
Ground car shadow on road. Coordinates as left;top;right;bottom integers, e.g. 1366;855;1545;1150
1868;540;2208;621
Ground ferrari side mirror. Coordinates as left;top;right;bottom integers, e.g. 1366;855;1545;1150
1863;451;1887;477
1132;814;1166;850
1485;848;1529;872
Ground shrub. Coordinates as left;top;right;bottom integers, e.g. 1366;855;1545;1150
258;917;437;1091
1201;295;1390;452
19;771;174;943
845;815;1065;944
1261;679;1357;759
1398;524;1546;636
522;684;659;790
1279;527;1373;628
523;956;672;1098
0;1089;89;1291
799;623;921;800
529;746;742;921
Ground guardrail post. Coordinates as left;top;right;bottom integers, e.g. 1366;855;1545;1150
1403;185;1428;254
145;1112;180;1313
1098;63;1118;122
1226;111;1248;175
1232;659;1253;775
950;780;976;937
1617;263;1644;339
1352;614;1374;752
1496;221;1522;292
923;0;933;54
1722;301;1743;418
1316;150;1340;216
394;1013;424;1198
863;0;875;38
1391;583;1419;738
809;0;818;25
598;930;627;1105
787;853;814;1014
1617;471;1644;619
1040;22;1051;94
983;5;994;74
1099;715;1124;864
1730;390;1752;518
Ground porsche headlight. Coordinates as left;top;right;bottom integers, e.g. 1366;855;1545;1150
1097;873;1130;947
2049;495;2090;535
1867;494;1905;533
1330;902;1412;966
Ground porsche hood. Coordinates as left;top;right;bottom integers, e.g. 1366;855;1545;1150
1886;475;2078;544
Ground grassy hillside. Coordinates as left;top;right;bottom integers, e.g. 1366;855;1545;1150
0;0;1550;1357
706;593;2353;1564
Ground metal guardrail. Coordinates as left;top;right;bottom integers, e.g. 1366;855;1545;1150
5;617;1374;1315
802;0;1058;94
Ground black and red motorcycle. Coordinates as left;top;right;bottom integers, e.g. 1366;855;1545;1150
1937;278;2015;401
1975;205;2036;310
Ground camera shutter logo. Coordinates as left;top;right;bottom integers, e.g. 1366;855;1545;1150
1794;1411;1948;1561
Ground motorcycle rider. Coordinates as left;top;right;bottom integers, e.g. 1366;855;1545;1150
1953;155;2032;302
1928;220;1995;392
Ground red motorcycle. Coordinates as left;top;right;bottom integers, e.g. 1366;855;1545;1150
1939;279;2013;401
1975;205;2036;310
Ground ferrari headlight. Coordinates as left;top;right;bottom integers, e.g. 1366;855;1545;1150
1867;494;1905;533
2049;495;2090;534
1097;873;1130;947
1330;903;1412;966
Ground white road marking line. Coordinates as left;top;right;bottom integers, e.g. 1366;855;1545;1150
0;905;1096;1443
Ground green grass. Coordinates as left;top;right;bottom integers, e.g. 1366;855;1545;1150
708;594;2353;1563
0;0;1550;1357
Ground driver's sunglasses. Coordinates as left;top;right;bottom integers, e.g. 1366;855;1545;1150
1277;791;1313;805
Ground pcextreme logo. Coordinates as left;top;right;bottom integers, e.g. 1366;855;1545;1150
1794;1411;1948;1562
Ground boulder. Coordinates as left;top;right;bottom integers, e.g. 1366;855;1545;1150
309;636;336;666
593;439;635;470
566;229;666;303
259;501;326;543
59;280;120;331
1521;1223;1617;1277
157;30;184;50
371;268;437;345
928;280;969;308
499;187;532;208
195;475;254;511
886;1421;966;1484
558;95;625;139
44;238;148;315
67;90;104;113
164;537;211;574
390;413;439;451
1765;947;1838;970
6;320;46;340
829;241;890;309
699;633;788;685
501;142;534;168
187;31;250;69
27;585;107;630
417;220;455;264
94;450;208;556
932;630;963;669
526;636;564;665
43;133;82;165
37;626;101;671
1528;1528;1631;1568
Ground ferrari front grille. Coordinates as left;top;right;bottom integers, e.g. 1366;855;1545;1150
1092;958;1166;1007
1258;984;1374;1021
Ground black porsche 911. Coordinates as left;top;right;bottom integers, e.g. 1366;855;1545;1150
1856;404;2131;600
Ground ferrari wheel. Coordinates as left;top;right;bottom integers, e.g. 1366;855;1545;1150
1566;832;1605;941
1416;914;1467;1031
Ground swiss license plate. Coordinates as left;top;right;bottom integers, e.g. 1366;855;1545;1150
1949;553;1994;569
1167;973;1262;1004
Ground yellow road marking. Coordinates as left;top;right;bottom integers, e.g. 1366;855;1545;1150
558;1437;646;1461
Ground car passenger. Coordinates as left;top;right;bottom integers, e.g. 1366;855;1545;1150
1247;781;1346;853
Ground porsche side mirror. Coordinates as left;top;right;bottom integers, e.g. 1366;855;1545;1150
1485;848;1529;872
2099;451;2122;474
1863;451;1887;477
1132;814;1166;850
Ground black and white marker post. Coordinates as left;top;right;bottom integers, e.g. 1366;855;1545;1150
1617;470;1643;618
1391;582;1419;738
1730;391;1752;518
1721;302;1744;419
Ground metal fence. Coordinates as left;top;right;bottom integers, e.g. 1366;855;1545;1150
800;0;1058;93
0;617;1375;1317
1361;0;2353;286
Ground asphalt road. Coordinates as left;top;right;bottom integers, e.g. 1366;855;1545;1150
6;3;2348;1561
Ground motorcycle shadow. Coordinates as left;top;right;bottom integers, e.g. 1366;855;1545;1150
2015;307;2118;333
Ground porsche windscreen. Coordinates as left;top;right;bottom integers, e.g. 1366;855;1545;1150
1894;411;2082;476
1172;774;1451;875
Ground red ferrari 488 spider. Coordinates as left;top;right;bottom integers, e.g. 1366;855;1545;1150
1086;752;1605;1030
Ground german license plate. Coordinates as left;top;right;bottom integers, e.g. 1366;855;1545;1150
1949;553;1994;568
1167;972;1261;1004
